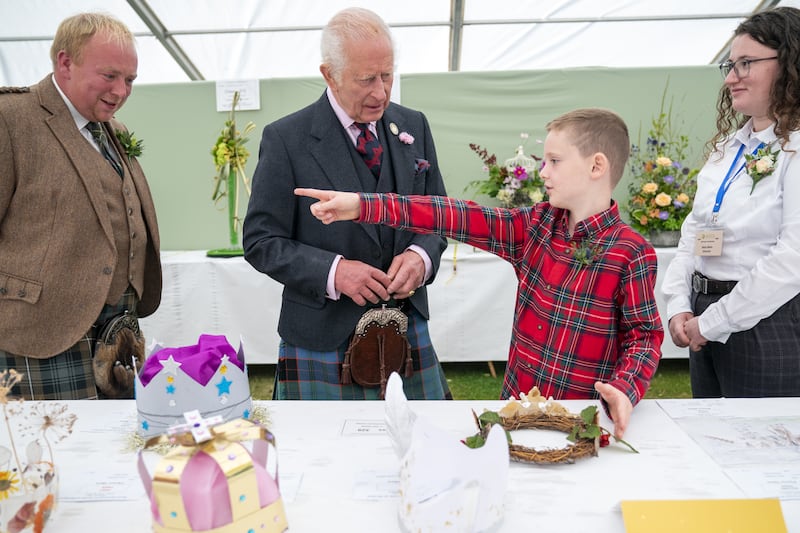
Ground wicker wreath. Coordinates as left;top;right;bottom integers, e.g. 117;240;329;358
469;408;600;465
502;411;599;464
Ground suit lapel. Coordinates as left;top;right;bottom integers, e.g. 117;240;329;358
379;108;416;196
309;95;361;192
308;94;379;245
38;78;115;246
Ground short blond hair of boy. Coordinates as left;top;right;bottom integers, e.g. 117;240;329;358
546;108;630;186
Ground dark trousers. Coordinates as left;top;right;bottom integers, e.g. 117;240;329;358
690;291;800;398
0;288;139;400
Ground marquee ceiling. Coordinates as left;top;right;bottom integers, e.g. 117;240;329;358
1;0;796;86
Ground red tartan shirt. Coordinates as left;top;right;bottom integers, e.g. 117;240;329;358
359;194;663;405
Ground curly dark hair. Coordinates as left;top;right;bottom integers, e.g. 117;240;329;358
708;6;800;156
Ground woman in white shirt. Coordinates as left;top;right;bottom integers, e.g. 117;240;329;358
662;6;800;398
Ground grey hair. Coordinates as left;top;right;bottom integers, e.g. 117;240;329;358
320;7;395;82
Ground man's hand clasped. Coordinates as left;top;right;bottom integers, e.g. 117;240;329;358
301;188;421;304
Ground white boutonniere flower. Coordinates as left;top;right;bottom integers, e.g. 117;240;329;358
744;144;779;194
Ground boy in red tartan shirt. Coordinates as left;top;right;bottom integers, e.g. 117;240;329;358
295;108;663;439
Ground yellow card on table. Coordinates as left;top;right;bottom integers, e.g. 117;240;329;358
621;498;787;533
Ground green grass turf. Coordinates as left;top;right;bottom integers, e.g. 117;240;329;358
247;358;691;400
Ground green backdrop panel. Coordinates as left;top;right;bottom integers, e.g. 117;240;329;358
117;66;721;250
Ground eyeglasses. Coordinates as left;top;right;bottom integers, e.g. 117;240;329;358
719;56;778;78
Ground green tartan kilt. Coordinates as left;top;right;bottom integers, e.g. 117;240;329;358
0;288;139;400
274;307;452;400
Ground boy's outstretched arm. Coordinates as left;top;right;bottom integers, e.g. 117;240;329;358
295;188;361;224
594;381;633;439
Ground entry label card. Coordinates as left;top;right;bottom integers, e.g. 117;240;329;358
215;79;260;111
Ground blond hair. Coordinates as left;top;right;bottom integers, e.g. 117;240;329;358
50;12;135;68
546;108;630;186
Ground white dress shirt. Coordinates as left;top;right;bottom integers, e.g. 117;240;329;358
662;119;800;342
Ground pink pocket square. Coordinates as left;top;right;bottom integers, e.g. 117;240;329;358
414;158;430;176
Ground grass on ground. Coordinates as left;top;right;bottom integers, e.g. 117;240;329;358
247;358;691;400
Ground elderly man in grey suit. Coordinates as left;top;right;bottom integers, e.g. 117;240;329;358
0;13;161;399
243;7;451;400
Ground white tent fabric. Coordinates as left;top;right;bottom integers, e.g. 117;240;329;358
1;0;799;86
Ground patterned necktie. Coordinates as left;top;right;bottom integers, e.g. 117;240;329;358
87;121;123;177
355;122;383;178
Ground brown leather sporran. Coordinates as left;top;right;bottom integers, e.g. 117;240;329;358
93;311;144;398
343;306;413;398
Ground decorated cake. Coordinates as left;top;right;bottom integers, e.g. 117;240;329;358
135;335;252;438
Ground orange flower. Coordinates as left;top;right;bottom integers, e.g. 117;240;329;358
34;493;55;533
654;192;672;207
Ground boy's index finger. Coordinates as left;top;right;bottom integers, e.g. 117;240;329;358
294;187;324;200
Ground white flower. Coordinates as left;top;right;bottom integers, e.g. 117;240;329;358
496;189;514;204
755;156;773;174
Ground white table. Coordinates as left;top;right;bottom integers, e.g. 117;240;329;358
36;398;800;532
140;245;685;364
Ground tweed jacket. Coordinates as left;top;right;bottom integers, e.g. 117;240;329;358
243;92;448;352
0;76;162;358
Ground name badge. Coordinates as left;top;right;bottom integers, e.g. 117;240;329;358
694;229;723;256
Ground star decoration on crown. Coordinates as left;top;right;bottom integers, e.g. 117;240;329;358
159;355;182;374
216;376;232;396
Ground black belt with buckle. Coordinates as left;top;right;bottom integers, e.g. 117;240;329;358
691;272;738;295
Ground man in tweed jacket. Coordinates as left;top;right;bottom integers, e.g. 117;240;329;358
0;13;161;399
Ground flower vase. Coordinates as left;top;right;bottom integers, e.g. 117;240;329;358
648;230;681;248
0;465;58;533
207;168;245;258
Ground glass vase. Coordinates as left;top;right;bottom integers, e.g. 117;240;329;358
0;465;58;533
207;168;245;258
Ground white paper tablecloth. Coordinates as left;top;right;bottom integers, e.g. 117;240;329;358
32;397;800;532
140;244;684;364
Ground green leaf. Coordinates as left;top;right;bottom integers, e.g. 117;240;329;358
464;434;485;449
567;426;580;443
478;410;502;426
580;405;598;425
578;425;601;439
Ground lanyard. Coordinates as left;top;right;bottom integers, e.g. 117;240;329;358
711;142;764;224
